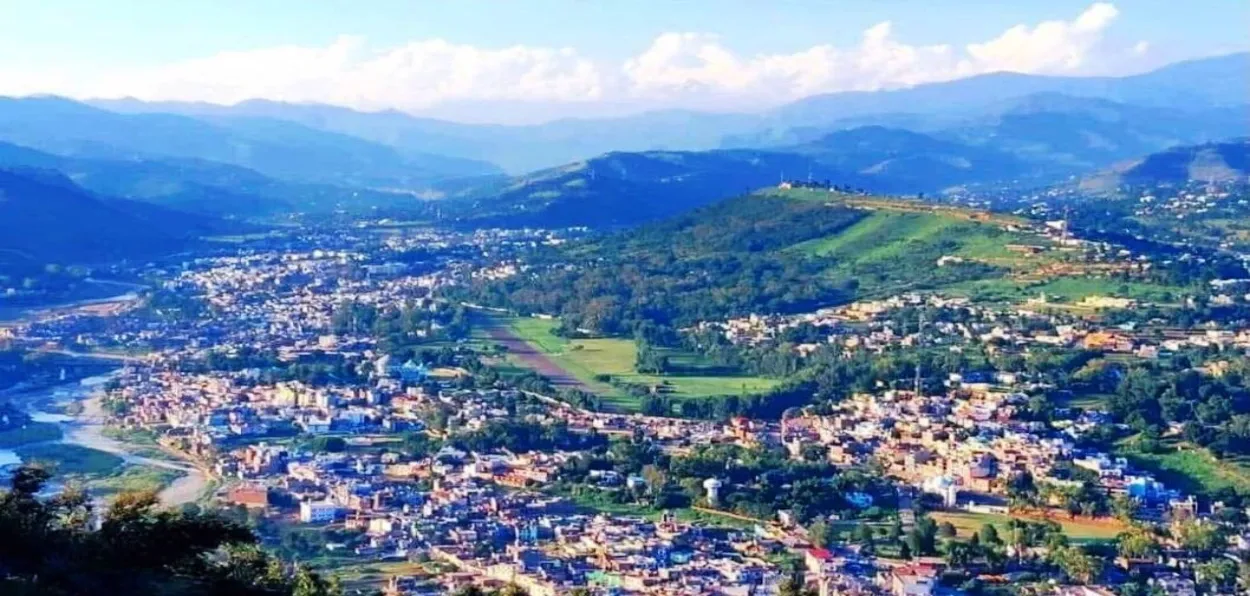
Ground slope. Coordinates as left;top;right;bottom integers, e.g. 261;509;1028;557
0;140;432;217
452;189;1057;335
0;169;217;268
451;127;1041;228
1091;139;1250;187
0;96;500;191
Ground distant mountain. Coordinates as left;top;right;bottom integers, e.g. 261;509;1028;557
0;141;430;217
937;94;1249;171
451;126;1042;228
0;97;501;191
88;53;1248;175
728;92;1249;174
449;149;834;228
91;98;758;174
790;127;1038;190
1081;139;1250;189
772;53;1249;129
0;169;225;268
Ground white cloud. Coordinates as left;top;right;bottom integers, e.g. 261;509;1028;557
1132;40;1151;56
962;2;1119;73
4;35;604;110
0;2;1148;116
624;2;1127;106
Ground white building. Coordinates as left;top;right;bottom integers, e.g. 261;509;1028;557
300;500;339;524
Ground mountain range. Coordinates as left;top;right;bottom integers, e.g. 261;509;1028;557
0;96;499;191
0;168;236;272
1081;139;1250;190
90;52;1249;174
0;51;1242;244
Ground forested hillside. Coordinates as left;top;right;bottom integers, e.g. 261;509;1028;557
452;189;1052;336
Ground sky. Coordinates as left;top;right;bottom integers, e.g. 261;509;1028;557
0;0;1245;123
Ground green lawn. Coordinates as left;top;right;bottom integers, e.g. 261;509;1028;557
1116;439;1250;496
930;510;1123;543
15;443;124;476
504;317;781;409
1030;277;1185;304
944;276;1186;307
0;422;63;448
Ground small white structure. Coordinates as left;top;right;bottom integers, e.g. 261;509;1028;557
703;478;724;506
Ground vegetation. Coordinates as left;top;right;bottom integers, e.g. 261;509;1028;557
502;316;780;407
13;444;124;476
0;465;342;595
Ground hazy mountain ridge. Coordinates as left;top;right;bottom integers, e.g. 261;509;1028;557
1081;139;1250;189
0;141;430;216
446;126;1049;227
0;96;501;191
87;53;1249;174
0;168;230;267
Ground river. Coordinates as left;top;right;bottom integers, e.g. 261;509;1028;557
5;374;209;507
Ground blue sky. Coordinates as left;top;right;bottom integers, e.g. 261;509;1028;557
0;0;1244;122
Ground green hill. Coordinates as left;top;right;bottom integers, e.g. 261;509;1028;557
453;189;1058;334
447;127;1041;229
0;169;226;271
1084;139;1250;189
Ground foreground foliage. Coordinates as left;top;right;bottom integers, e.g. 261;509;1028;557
0;466;340;596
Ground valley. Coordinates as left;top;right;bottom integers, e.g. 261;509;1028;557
0;36;1248;596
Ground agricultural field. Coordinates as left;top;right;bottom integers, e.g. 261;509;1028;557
945;275;1187;307
495;316;780;410
1116;439;1250;496
929;510;1125;543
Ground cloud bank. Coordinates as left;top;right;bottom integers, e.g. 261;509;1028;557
0;3;1153;116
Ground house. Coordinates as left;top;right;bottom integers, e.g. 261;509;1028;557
226;484;270;508
889;564;937;596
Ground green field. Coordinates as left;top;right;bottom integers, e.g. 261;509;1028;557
503;317;780;409
90;465;183;497
946;276;1186;306
1030;277;1184;304
15;443;124;476
0;422;63;447
1116;439;1250;496
930;510;1124;543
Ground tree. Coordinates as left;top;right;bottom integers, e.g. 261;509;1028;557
944;541;974;569
1172;519;1225;558
1110;494;1139;523
1194;559;1237;593
1116;526;1160;561
938;521;957;539
807;518;833;549
778;571;817;596
0;465;341;595
1050;545;1103;585
977;523;1001;546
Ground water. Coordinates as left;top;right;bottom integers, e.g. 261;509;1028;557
9;373;210;506
0;449;20;467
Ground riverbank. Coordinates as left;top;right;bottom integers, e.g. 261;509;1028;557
3;375;211;507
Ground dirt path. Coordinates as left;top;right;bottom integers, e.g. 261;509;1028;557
483;324;590;390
